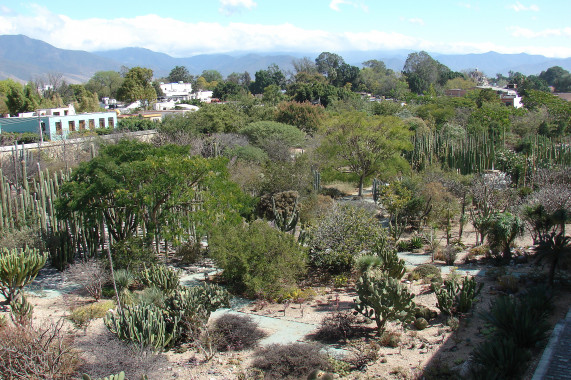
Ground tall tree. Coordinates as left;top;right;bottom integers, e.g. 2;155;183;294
315;52;344;82
167;66;192;83
116;67;157;108
320;112;412;196
85;71;124;99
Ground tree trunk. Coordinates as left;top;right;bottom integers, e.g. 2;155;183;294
358;174;364;197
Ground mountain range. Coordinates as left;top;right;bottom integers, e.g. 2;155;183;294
1;34;571;84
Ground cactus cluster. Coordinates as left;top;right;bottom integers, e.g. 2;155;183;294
432;276;483;316
354;270;416;335
139;265;181;294
104;304;178;352
0;247;47;302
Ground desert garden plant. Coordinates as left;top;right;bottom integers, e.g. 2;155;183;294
65;259;108;301
354;270;416;334
210;313;266;351
251;343;331;379
470;338;531;380
432;276;483;316
485;212;524;261
139;264;181;294
209;219;306;299
0;247;47;302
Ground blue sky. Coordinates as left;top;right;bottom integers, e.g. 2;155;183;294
1;0;569;57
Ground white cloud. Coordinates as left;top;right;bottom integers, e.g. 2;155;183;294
1;6;570;59
507;2;539;12
508;26;571;38
219;0;257;15
408;18;424;26
329;0;367;12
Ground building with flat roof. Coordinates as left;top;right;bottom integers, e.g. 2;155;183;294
0;111;117;140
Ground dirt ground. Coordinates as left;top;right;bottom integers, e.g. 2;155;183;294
2;186;570;380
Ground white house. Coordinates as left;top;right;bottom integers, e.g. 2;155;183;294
160;82;193;101
18;104;76;118
190;90;214;103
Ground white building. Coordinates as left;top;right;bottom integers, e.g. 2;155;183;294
190;90;214;103
18;104;76;118
160;82;193;101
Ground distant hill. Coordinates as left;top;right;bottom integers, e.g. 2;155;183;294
0;34;120;83
1;34;571;83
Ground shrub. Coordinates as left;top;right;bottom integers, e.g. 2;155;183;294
415;305;437;320
211;313;266;351
251;343;331;379
209;220;307;299
313;311;359;343
432;276;483;316
0;247;47;302
497;275;519;293
65;259;108;301
0;320;80;379
442;245;458;265
485;212;525;261
470;338;530;380
68;300;115;330
411;264;442;283
306;203;385;274
356;243;406;279
240;121;306;149
409;236;424;250
175;241;204;264
113;269;135;294
379;331;401;347
396;240;410;252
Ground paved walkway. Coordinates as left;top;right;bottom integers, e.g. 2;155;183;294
532;307;571;380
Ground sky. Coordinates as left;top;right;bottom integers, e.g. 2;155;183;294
0;0;570;58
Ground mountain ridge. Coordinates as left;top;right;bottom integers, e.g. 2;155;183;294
1;34;571;84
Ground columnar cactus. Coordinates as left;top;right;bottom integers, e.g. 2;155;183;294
139;265;181;294
0;247;47;302
104;304;178;352
432;276;483;315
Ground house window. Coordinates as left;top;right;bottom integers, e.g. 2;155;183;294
64;110;69;115
99;118;105;128
89;119;95;130
53;112;60;116
40;122;46;132
79;120;86;131
108;117;115;128
56;122;62;135
68;121;75;132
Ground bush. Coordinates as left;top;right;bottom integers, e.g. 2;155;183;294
442;245;458;265
306;203;386;274
175;241;204;264
211;313;266;351
313;311;359;343
410;264;442;283
470;338;530;380
0;320;80;379
209;220;307;299
68;300;115;329
379;331;401;347
251;343;331;379
65;259;108;301
240;121;306;149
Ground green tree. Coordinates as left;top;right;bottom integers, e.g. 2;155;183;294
213;81;246;100
167;66;192;83
275;101;326;135
250;64;286;94
116;67;157;108
320;112;412;196
201;70;223;83
85;71;124;99
57;140;248;249
315;52;344;83
403;51;460;95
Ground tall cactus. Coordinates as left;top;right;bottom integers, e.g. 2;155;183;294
272;196;299;233
0;247;47;302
